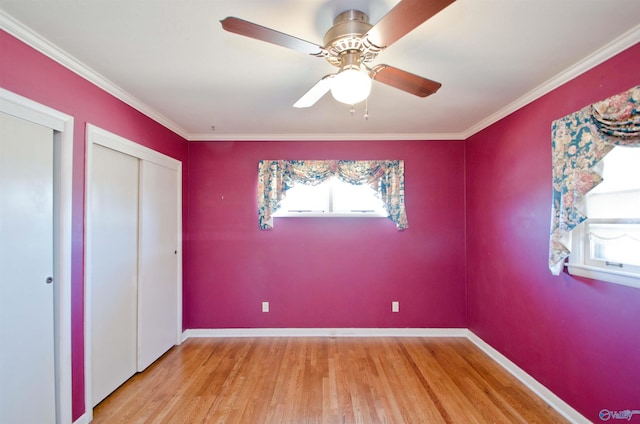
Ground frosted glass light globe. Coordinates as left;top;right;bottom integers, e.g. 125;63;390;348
331;68;372;105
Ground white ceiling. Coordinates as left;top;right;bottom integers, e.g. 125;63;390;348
1;0;639;141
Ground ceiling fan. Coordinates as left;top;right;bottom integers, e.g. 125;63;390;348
221;0;455;108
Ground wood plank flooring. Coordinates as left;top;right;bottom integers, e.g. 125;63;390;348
92;337;567;423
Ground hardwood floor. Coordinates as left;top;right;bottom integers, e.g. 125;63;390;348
92;337;568;423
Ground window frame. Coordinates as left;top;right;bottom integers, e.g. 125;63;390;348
272;177;389;219
566;146;640;289
567;222;640;289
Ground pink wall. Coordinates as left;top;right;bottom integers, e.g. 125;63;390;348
465;43;640;421
1;30;188;420
4;20;639;422
185;141;466;329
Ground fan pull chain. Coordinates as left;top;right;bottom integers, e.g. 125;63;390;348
347;102;370;119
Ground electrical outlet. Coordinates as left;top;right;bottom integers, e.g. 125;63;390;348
392;301;399;312
262;301;269;312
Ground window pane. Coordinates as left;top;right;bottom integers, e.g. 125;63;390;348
570;146;640;286
587;146;640;219
273;177;388;216
332;178;386;213
277;181;329;212
587;190;640;219
588;222;640;266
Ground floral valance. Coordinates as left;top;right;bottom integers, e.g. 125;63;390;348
257;160;408;230
549;85;640;275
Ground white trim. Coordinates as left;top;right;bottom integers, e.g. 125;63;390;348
182;327;467;341
187;133;466;142
72;413;90;424
2;9;638;142
137;24;640;142
567;264;640;290
567;197;640;289
0;9;189;140
180;328;589;423
0;90;65;132
0;88;74;424
275;212;389;218
175;164;184;345
86;124;181;170
82;130;95;424
462;24;640;139
466;331;590;424
84;124;183;421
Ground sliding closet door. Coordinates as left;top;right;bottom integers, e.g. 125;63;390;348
137;161;179;371
86;124;182;411
90;144;139;406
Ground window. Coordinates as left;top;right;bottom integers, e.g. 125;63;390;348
568;146;640;288
257;160;408;230
273;177;388;218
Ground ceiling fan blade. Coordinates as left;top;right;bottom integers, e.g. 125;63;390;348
363;0;456;50
370;64;441;97
293;75;335;108
221;17;327;57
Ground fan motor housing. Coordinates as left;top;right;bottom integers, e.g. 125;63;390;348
323;10;377;67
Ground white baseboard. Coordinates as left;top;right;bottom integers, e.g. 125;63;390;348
465;331;590;424
182;327;467;341
72;412;90;424
181;327;589;424
74;328;589;423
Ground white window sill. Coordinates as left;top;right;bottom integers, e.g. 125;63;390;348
566;263;640;289
274;211;388;218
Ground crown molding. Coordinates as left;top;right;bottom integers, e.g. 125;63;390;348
184;23;640;142
461;23;640;139
186;132;466;141
0;9;190;140
2;8;638;143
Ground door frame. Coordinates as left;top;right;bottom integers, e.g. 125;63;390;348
0;88;74;423
83;124;182;419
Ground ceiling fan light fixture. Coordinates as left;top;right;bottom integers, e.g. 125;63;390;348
331;66;372;105
222;0;455;109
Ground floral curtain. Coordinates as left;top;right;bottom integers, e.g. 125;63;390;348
257;160;408;230
549;85;640;275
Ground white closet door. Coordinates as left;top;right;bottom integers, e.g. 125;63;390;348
0;113;56;423
90;144;139;405
138;161;179;370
